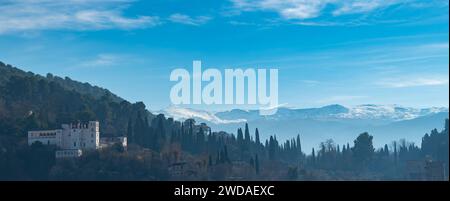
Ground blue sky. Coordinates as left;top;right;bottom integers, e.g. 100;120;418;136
0;0;448;111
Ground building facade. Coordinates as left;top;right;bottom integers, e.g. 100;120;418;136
60;121;100;150
55;149;83;158
28;129;63;147
100;137;128;149
28;121;100;158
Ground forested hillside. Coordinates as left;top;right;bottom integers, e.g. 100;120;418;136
0;61;123;103
0;61;154;137
0;61;448;181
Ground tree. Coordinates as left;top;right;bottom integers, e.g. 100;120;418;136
208;155;213;167
237;128;244;149
352;132;374;168
393;141;398;166
133;112;146;147
76;109;96;122
268;136;276;160
255;128;260;145
287;167;298;180
223;145;230;163
255;154;260;175
296;134;302;154
244;123;250;150
126;118;133;144
111;142;125;153
383;144;389;157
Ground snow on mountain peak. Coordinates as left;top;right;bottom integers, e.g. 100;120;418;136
160;105;247;124
335;104;448;121
158;104;448;124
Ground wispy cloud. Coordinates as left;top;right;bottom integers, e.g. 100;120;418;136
0;0;160;34
300;80;321;87
377;76;449;88
229;0;448;25
79;53;123;68
230;0;401;20
168;13;212;26
331;0;399;16
232;40;449;71
84;54;116;66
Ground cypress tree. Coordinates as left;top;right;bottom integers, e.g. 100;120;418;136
208;155;213;167
255;154;260;175
255;128;260;145
244;123;251;149
237;128;244;149
312;148;316;165
127;118;133;143
384;144;389;157
296;134;302;153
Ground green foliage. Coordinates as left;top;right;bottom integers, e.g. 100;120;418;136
49;148;169;181
1;62;448;180
287;166;298;180
352;132;375;168
0;141;56;180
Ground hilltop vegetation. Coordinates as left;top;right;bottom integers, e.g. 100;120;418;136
0;61;153;138
0;61;448;181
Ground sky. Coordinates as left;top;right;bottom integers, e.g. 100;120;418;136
0;0;448;112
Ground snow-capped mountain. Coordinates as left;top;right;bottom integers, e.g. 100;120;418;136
159;104;448;124
335;104;448;121
158;104;448;152
214;104;448;123
157;105;246;124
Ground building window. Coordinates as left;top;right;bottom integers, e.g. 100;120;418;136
74;142;76;147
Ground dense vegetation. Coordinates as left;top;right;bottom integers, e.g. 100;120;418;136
0;61;448;180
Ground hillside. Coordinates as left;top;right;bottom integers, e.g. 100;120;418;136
0;61;123;103
0;61;448;181
0;61;154;140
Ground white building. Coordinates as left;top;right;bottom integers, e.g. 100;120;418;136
55;149;83;158
100;137;127;149
28;121;100;158
28;129;63;147
60;121;100;150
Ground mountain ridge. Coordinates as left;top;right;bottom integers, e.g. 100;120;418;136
161;104;448;124
0;61;124;103
160;104;449;151
0;61;153;137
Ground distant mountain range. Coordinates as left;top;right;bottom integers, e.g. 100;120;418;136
161;104;448;124
2;60;447;152
224;104;447;121
160;104;449;151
